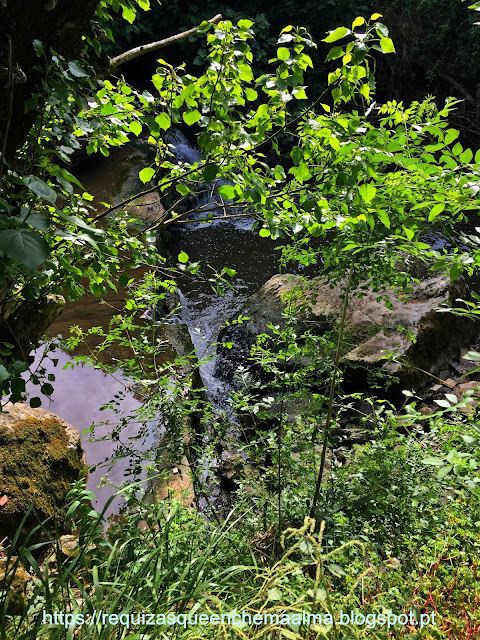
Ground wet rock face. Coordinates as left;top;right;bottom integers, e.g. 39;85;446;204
216;274;479;393
0;403;86;548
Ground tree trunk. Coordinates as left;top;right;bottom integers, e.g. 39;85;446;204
0;0;99;163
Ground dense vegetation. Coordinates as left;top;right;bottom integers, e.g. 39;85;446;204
1;0;480;638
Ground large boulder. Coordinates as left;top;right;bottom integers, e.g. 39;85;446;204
216;274;479;392
0;403;86;548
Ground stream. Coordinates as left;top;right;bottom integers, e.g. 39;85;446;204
27;133;286;516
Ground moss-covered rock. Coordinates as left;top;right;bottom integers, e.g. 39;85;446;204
0;403;86;548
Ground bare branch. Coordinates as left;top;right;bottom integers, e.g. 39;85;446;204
437;71;477;104
109;14;222;68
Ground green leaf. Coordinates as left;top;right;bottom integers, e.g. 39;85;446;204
326;46;344;61
438;465;453;479
0;365;9;382
323;27;350;43
218;185;236;200
176;184;190;196
139;167;155;184
0;229;50;270
30;397;42;408
238;64;253;81
352;16;365;28
379;37;395;53
259;228;271;237
277;47;290;61
183;109;202;126
428;203;445;221
245;87;258;101
178;251;189;263
460;148;473;164
238;19;254;29
23;175;57;205
377;210;390;228
444;129;459;145
267;588;282;601
129;121;142;136
155;112;171;131
122;4;136;23
203;164;218;182
33;40;44;56
462;350;480;361
423;456;444;466
68;60;89;78
371;13;383;20
359;183;376;202
328;563;346;577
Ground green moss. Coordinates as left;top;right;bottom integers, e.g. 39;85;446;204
0;416;85;545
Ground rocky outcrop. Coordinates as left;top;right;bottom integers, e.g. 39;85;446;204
216;274;479;392
0;403;86;548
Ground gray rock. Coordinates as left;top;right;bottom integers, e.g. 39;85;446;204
216;274;479;392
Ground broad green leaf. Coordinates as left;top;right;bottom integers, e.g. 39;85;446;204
23;175;57;205
30;397;42;408
218;185;236;200
245;87;258;101
129;121;142;136
328;563;346;577
377;210;390;228
359;183;376;202
423;456;443;466
155;112;171;131
326;46;344;61
428;203;445;221
452;142;463;156
444;129;459;145
0;365;9;382
438;465;453;479
329;136;340;151
370;12;383;19
434;399;451;408
122;4;136;23
68;61;89;78
462;350;480;361
139;167;155;183
259;228;271;237
176;184;190;196
238;63;253;81
0;229;50;270
277;47;290;61
379;37;395;53
267;588;282;601
178;251;189;263
460;148;473;164
352;16;365;28
238;19;254;29
183;109;202;126
323;27;350;43
203;164;218;182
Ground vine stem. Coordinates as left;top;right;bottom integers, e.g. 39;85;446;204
309;269;353;518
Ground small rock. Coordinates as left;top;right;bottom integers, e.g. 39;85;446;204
430;384;442;392
443;378;457;388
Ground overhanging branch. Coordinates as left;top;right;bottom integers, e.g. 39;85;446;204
109;14;222;69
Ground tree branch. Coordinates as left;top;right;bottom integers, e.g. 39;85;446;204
109;14;222;69
437;71;477;104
